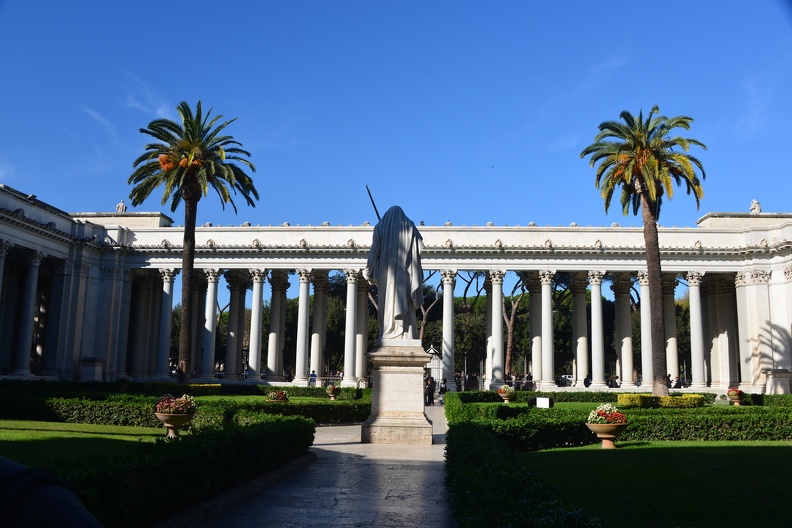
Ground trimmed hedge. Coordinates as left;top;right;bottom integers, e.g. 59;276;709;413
617;393;706;408
449;393;792;451
446;422;603;527
57;414;314;528
0;384;372;426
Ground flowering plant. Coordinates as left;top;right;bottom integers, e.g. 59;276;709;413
587;403;627;424
497;385;515;395
268;390;289;402
727;388;743;398
155;394;196;414
326;384;341;392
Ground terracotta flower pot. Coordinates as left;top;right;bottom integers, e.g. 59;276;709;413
498;392;514;403
586;422;628;449
154;412;195;439
326;388;341;400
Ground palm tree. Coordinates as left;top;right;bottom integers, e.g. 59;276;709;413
580;106;706;396
129;101;259;383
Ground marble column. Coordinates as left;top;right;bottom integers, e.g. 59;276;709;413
571;274;588;386
277;275;289;378
14;251;45;375
441;269;456;386
0;240;14;310
687;272;707;388
267;271;288;380
612;274;636;388
225;272;244;379
235;274;247;377
248;268;267;381
355;278;370;385
157;268;178;378
202;269;221;379
293;269;312;384
713;277;738;389
735;270;774;390
528;274;541;386
638;271;652;387
540;269;555;387
663;275;679;381
192;274;207;374
342;269;358;387
488;270;505;388
310;271;329;378
484;276;493;386
589;271;607;389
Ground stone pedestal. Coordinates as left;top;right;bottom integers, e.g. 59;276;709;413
361;339;433;444
79;357;104;382
765;369;791;394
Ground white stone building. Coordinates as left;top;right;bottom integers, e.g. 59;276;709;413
1;183;791;393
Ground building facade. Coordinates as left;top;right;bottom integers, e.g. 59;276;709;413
1;184;791;393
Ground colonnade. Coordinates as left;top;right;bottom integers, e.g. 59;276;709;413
0;236;786;395
116;263;766;394
1;185;791;392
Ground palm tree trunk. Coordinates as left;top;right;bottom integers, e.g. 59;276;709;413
178;189;200;384
640;194;669;397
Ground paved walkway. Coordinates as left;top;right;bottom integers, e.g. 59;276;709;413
176;404;456;528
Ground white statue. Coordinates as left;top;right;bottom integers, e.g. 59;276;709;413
364;206;424;340
116;200;127;213
750;199;761;214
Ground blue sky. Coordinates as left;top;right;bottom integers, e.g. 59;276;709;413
1;1;791;303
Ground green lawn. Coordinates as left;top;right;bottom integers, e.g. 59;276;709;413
0;420;164;468
523;441;792;527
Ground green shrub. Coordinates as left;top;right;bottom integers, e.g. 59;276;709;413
446;422;603;527
618;393;705;408
58;415;314;528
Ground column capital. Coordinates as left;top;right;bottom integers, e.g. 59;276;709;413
0;239;13;257
661;276;678;295
249;268;267;282
611;277;633;296
102;266;121;279
748;269;770;285
29;251;46;267
269;271;289;292
637;271;649;286
203;269;221;283
226;273;247;291
312;271;330;294
356;278;371;294
715;277;736;294
587;270;604;286
344;268;360;283
160;268;179;282
441;269;457;285
488;269;505;285
571;278;588;295
785;266;792;282
539;269;554;286
527;272;541;294
686;271;704;286
297;268;312;283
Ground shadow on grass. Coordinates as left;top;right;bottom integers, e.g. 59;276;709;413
522;442;792;528
0;427;163;469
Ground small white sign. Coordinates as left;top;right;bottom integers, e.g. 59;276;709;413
537;397;553;408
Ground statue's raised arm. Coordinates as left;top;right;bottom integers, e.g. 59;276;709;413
364;206;424;341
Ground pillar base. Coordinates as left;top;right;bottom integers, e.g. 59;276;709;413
361;342;433;445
